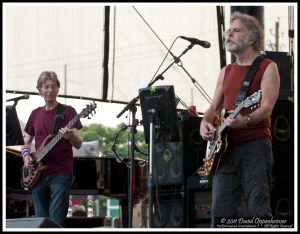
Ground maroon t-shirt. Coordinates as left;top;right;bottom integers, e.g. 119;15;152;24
223;58;273;144
24;104;83;176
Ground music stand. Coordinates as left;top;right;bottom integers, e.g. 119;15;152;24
6;105;24;146
139;85;180;144
139;85;180;228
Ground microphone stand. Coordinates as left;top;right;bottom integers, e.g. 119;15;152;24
12;100;20;109
116;96;139;228
128;105;137;228
116;43;195;228
147;108;156;229
146;43;196;228
167;46;212;104
179;66;212;104
150;43;194;86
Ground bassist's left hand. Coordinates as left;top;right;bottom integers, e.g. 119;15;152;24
59;127;75;140
224;111;248;129
59;127;83;149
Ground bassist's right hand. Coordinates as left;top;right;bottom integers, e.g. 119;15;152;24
200;121;215;141
24;156;35;170
21;146;35;169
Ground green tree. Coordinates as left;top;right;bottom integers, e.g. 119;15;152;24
79;123;148;160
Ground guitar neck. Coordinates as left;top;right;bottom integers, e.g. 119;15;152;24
36;114;80;163
216;103;243;136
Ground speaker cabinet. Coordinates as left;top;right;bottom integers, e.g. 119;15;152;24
264;51;293;101
271;100;294;185
271;183;294;220
152;191;185;228
152;116;207;185
186;175;213;228
6;217;62;228
191;190;212;222
153;141;183;185
6;155;23;189
271;100;294;220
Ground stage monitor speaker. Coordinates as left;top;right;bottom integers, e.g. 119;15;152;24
152;192;185;228
264;51;293;101
6;217;62;228
152;116;207;186
64;217;104;228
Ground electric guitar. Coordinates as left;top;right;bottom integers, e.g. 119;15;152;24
197;90;262;177
21;102;97;190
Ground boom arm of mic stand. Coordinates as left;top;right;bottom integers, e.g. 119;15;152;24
12;100;19;109
180;65;212;104
147;74;164;87
149;44;194;87
116;96;139;118
117;43;196;119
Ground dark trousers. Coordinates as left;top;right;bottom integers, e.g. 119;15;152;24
211;138;273;227
32;174;73;227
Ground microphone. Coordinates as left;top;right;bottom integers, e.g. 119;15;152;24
6;94;30;102
180;36;211;48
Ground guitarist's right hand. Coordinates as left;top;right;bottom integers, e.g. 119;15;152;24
24;156;35;170
200;120;215;141
21;146;35;170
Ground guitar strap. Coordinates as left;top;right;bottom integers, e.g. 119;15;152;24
236;55;264;105
52;103;66;135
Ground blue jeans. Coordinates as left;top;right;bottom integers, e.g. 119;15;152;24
31;174;73;227
211;138;274;227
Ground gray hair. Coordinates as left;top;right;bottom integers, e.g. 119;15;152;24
230;11;264;51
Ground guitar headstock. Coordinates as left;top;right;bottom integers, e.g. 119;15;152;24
242;90;262;109
80;102;97;119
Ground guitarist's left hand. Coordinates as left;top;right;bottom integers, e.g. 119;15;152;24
59;127;75;140
224;111;248;129
59;127;83;149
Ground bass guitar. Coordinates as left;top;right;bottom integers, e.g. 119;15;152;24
21;102;97;190
197;90;262;177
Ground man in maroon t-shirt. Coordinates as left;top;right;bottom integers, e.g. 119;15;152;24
200;12;280;227
22;71;83;227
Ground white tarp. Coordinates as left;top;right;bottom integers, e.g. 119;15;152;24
5;3;223;114
4;3;293;124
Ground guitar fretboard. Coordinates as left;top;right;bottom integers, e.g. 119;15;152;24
216;102;244;137
36;114;80;163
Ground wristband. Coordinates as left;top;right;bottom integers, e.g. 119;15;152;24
21;147;30;159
